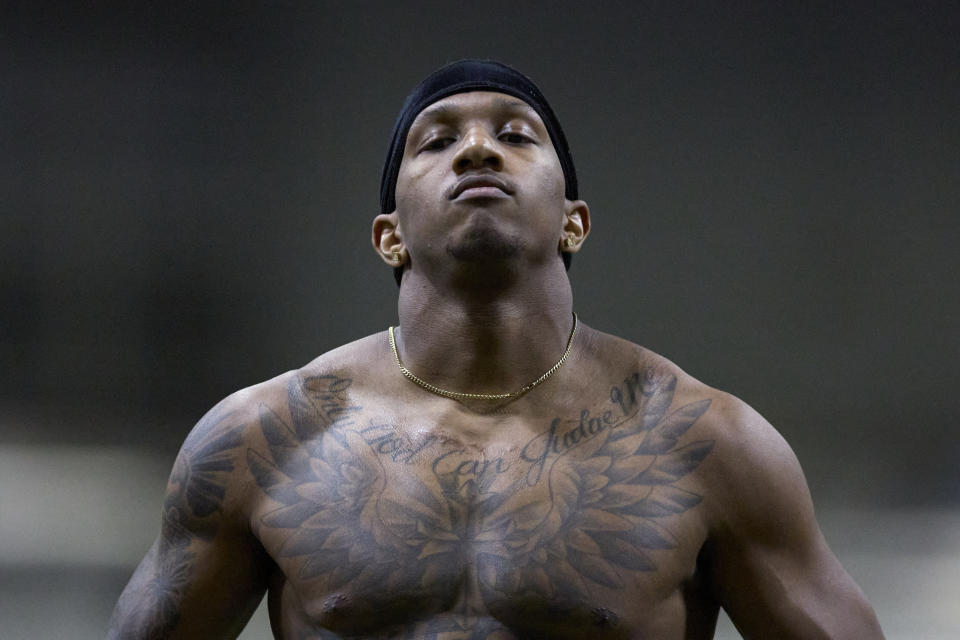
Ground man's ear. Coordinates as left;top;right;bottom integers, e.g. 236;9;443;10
560;200;591;253
372;212;406;266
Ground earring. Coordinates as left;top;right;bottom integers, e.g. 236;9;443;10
563;236;575;248
393;251;401;262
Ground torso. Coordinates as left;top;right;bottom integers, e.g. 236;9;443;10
237;327;724;639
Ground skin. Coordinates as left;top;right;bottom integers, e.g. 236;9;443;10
108;91;884;639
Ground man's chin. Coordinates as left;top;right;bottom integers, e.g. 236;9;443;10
445;229;523;262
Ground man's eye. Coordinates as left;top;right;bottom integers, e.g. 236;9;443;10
499;132;531;144
422;137;454;151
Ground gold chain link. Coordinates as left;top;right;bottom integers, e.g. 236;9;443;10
388;313;578;400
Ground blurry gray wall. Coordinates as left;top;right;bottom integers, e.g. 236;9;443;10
1;2;958;638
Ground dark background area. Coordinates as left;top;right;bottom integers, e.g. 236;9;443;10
3;1;958;510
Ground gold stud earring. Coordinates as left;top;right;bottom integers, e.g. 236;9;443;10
563;236;575;248
393;251;401;262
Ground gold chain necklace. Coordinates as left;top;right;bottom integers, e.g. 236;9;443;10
388;313;578;400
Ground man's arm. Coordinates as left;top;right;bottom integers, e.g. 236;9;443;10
108;398;269;639
703;396;884;639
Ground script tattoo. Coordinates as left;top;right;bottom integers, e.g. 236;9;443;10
108;406;245;638
250;370;713;637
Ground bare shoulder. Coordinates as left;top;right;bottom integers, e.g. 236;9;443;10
584;327;810;531
164;373;291;532
171;332;387;516
650;351;807;530
595;333;886;638
667;378;813;536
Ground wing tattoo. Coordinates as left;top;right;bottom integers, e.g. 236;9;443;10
245;375;407;592
475;372;714;605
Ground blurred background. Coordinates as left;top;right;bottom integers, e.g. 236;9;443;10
1;1;957;638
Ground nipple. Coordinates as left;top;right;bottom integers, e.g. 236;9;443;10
591;606;620;629
323;593;350;615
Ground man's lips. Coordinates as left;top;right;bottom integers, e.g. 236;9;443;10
448;174;513;200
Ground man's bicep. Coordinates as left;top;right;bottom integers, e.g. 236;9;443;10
108;400;269;639
705;401;883;638
711;521;881;638
108;517;266;639
107;529;196;639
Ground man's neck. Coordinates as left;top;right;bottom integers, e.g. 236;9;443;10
394;264;576;399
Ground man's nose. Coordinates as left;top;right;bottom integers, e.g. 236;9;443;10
452;127;504;173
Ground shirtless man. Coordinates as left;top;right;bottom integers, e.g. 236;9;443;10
108;60;884;639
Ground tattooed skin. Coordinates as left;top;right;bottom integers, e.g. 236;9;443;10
108;407;245;639
250;371;714;639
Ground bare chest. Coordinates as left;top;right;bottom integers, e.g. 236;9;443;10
246;372;717;638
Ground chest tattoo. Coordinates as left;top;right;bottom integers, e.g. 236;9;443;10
246;371;714;635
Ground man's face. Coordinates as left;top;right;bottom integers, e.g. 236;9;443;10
392;91;569;274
